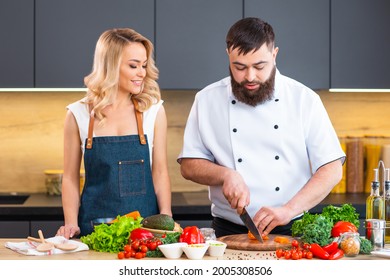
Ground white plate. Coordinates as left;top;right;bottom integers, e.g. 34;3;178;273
370;249;390;259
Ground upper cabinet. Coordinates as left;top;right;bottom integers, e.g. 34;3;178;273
331;0;390;89
0;0;34;87
155;0;242;89
1;1;389;89
245;0;330;90
35;0;154;88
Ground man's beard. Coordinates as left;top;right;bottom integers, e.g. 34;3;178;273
230;66;276;106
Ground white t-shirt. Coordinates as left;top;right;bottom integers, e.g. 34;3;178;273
178;70;345;225
67;98;163;165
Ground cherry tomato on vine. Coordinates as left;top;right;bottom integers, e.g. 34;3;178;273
306;251;313;259
124;244;132;253
275;248;284;258
135;252;144;259
148;241;158;251
117;252;125;259
284;251;291;259
291;251;300;260
131;240;140;251
140;245;148;253
291;240;299;248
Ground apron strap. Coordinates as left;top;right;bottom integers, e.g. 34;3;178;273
86;110;94;149
86;99;146;149
132;98;147;145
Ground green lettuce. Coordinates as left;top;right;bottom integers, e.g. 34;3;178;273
80;215;143;253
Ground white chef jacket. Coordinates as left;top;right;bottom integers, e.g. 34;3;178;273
178;70;345;225
67;98;163;165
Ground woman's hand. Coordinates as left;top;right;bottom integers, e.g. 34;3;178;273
56;224;80;239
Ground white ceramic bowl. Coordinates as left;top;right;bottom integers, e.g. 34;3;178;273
206;240;227;257
158;242;187;259
182;243;209;260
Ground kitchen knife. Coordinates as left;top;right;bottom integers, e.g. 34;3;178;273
240;207;263;243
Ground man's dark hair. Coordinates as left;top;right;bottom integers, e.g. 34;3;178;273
226;17;275;55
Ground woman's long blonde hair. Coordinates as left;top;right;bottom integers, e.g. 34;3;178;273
84;28;160;123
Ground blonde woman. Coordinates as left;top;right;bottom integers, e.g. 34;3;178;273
57;28;171;238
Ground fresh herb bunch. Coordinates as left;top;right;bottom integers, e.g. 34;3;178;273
321;203;360;228
300;215;333;246
292;203;360;246
359;237;373;254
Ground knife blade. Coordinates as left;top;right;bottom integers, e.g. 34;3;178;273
239;207;263;243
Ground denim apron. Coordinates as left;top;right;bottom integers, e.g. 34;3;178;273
78;99;158;236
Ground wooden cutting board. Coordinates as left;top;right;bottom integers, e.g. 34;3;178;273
218;234;293;251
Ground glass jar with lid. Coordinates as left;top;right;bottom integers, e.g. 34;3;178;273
44;169;63;195
339;232;360;257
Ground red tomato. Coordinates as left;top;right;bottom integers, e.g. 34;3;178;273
292;251;300;260
131;240;140;251
331;221;358;237
284;251;291;259
135;252;144;259
130;249;136;258
117;252;125;259
306;251;313;259
148;241;158;251
140;245;148;253
291;240;299;248
297;250;303;259
124;251;131;259
123;244;132;253
275;249;284;258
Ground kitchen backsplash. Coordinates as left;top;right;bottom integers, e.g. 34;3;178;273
1;90;390;194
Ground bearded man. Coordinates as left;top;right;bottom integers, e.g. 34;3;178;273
178;17;345;237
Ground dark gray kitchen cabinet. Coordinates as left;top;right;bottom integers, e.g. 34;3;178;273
331;0;390;89
245;0;330;90
35;0;154;88
2;1;390;90
155;0;242;90
0;0;34;87
0;221;29;238
30;220;64;237
0;221;63;238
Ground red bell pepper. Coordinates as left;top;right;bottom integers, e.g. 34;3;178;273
179;226;205;244
130;228;154;241
328;248;344;260
322;241;339;254
309;243;330;260
331;221;358;237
